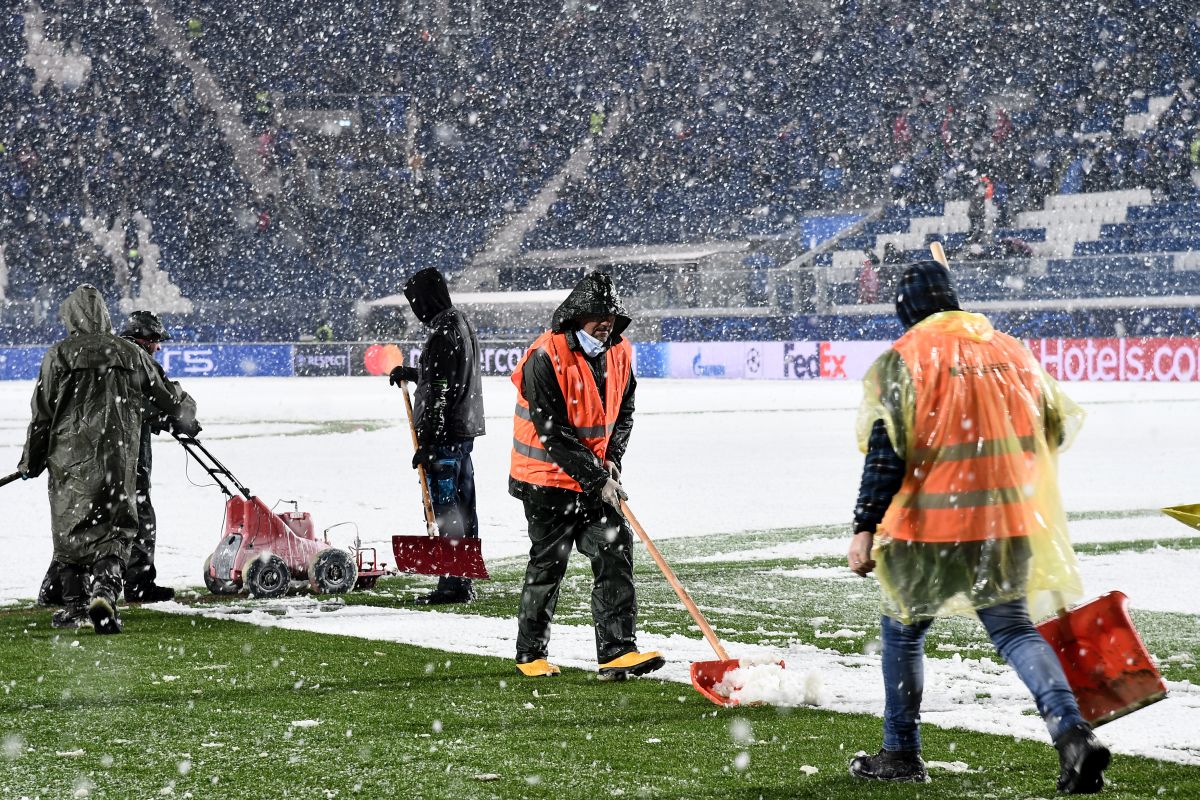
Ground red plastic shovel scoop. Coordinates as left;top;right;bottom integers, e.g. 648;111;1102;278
1037;591;1168;726
391;382;488;580
620;500;783;706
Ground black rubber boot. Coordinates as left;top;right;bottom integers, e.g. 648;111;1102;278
89;557;125;635
51;565;88;629
849;749;929;783
416;576;475;605
37;560;64;607
51;607;89;629
126;584;175;603
1055;723;1110;794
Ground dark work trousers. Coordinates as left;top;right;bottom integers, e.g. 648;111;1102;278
428;440;478;596
515;494;638;663
39;427;157;605
124;425;158;593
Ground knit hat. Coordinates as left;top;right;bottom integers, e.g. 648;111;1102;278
895;259;960;328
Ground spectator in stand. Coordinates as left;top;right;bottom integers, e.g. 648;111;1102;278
589;104;606;138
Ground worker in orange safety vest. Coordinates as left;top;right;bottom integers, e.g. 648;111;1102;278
846;259;1109;793
509;272;664;682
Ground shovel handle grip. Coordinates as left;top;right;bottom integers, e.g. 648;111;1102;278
0;471;23;488
930;241;949;268
400;381;438;536
620;500;729;661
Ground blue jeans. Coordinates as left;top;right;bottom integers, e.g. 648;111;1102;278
427;441;478;541
427;441;478;594
880;599;1084;751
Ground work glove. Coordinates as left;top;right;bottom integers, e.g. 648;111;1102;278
389;365;419;386
412;446;436;470
172;417;203;437
599;476;628;509
603;459;621;481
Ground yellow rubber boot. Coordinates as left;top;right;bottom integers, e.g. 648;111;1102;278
597;650;665;681
516;658;561;677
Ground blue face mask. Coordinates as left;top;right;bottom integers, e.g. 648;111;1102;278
576;328;606;357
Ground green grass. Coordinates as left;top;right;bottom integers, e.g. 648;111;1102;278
4;518;1196;797
2;607;1198;800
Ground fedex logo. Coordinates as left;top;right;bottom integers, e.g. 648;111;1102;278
819;342;847;378
783;342;820;379
783;341;849;379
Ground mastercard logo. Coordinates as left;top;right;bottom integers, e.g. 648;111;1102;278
362;343;407;376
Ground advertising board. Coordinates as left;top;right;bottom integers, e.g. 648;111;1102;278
1030;338;1200;382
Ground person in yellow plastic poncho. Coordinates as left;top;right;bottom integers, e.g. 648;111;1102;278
846;260;1110;795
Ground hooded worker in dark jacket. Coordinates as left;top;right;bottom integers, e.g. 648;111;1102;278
508;271;664;681
389;267;486;604
35;310;200;607
19;285;190;633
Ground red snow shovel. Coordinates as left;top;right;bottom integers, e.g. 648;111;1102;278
620;499;783;706
390;381;488;580
1036;591;1168;726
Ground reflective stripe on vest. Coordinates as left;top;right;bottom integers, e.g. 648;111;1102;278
509;331;632;492
880;323;1043;544
513;402;615;439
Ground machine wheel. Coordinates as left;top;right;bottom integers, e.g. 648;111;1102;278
243;554;290;598
202;555;239;595
309;548;358;594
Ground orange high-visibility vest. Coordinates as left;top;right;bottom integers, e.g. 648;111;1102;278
509;331;632;492
881;323;1043;544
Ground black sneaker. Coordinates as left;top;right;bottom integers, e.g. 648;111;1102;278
1055;723;1110;794
126;584;175;603
849;749;929;783
51;606;88;630
88;595;123;635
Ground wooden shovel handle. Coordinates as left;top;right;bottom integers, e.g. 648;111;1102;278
0;471;23;489
930;241;949;268
620;499;729;661
400;381;437;535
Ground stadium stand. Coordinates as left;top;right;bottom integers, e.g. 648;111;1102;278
1;0;1198;343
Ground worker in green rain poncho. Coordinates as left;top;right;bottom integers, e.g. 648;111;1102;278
846;260;1110;795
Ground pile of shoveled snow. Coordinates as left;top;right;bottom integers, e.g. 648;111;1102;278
712;658;824;707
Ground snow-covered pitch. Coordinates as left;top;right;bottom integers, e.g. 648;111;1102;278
2;376;1198;764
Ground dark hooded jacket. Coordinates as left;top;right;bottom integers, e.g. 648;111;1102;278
509;272;637;506
403;268;485;445
19;286;189;565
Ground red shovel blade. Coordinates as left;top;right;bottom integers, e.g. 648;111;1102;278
1036;590;1168;727
690;658;788;707
391;535;490;580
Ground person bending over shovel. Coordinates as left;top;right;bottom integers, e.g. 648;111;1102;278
389;267;486;605
509;271;664;681
19;286;191;634
847;260;1110;794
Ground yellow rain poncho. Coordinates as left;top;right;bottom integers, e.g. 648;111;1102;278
856;310;1085;623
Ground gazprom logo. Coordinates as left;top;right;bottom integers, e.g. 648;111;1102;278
692;351;725;377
